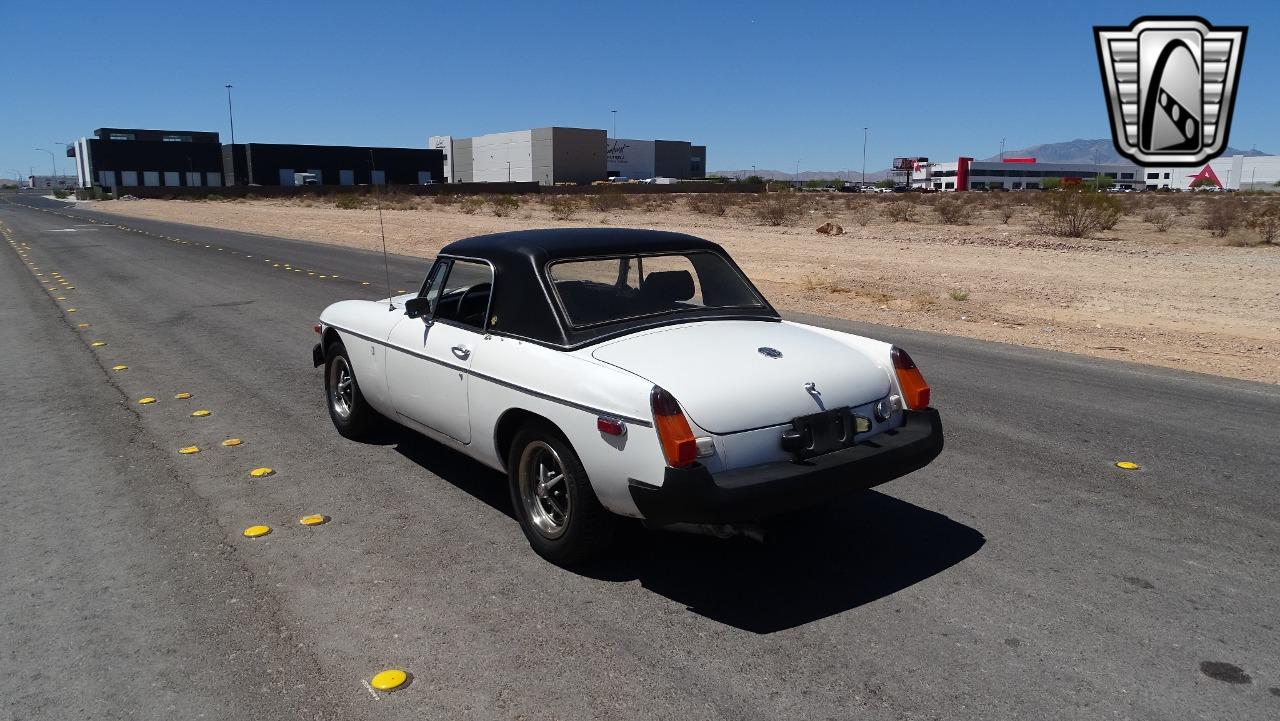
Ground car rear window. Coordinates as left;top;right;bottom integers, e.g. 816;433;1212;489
547;251;763;327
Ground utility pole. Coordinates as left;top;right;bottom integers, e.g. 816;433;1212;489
507;161;511;182
999;138;1006;161
795;159;800;189
610;109;617;139
862;127;868;184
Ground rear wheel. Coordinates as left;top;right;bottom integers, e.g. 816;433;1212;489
508;424;616;565
325;341;379;440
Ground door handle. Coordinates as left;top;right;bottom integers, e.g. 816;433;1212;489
451;345;471;360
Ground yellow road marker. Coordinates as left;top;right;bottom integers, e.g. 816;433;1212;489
178;446;200;455
174;392;193;400
138;397;157;404
191;409;211;417
77;323;89;328
90;340;106;347
221;438;242;447
370;669;408;692
55;297;66;301
299;514;329;526
66;308;76;312
242;525;271;538
65;286;75;289
249;467;275;478
1115;461;1141;470
361;281;370;285
396;289;406;293
112;364;128;371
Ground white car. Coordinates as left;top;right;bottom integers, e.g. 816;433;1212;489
314;229;943;564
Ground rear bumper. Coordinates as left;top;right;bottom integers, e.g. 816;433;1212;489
628;408;943;526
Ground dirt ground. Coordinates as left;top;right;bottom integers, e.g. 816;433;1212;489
84;193;1280;384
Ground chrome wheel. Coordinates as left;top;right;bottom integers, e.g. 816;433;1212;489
328;355;355;420
517;441;570;539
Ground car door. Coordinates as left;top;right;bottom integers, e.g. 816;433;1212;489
384;258;493;444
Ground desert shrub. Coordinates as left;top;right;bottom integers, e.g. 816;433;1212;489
847;201;875;226
1246;202;1280;244
882;199;915;222
1142;208;1175;232
934;197;973;225
1201;197;1242;237
52;189;69;199
1032;189;1121;238
997;203;1017;224
204;193;224;202
334;194;364;210
589;188;631;212
433;191;456;206
948;289;970;301
754;194;807;226
546;195;578;220
641;194;675;212
687;193;730;216
489;195;519;217
459;196;484;215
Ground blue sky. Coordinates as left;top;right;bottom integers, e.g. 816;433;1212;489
2;1;1276;179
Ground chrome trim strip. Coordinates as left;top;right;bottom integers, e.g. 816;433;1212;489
326;323;653;428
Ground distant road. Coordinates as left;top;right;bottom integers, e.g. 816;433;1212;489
2;194;1277;720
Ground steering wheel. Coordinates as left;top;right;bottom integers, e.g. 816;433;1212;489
456;283;491;326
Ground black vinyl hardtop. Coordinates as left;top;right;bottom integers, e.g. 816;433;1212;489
437;228;779;348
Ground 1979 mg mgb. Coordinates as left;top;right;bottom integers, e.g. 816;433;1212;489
314;229;943;564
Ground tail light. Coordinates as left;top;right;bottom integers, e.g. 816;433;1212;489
891;346;931;409
650;386;697;468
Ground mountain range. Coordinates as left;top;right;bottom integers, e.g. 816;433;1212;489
713;138;1271;181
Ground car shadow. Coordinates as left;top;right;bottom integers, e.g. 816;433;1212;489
386;427;984;634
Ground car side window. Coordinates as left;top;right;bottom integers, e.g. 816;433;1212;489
433;260;493;331
418;260;451;316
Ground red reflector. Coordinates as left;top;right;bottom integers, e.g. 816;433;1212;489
313;323;322;334
597;416;625;436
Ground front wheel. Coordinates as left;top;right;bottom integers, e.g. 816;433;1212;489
324;341;379;440
508;424;617;566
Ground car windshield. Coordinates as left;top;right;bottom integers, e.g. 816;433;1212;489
547;251;764;327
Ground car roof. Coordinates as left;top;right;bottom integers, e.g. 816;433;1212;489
440;227;723;262
435;228;777;348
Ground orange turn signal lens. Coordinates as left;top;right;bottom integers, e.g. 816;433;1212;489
891;346;931;409
650;386;697;468
313;323;322;334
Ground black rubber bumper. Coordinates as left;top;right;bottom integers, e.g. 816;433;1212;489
629;408;944;527
312;342;324;368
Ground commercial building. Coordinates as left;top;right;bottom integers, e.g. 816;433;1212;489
606;138;706;180
25;174;78;189
1143;154;1280;191
432;128;706;185
221;144;444;187
73;128;226;190
920;157;1143;191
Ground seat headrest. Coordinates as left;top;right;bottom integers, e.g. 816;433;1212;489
640;270;695;302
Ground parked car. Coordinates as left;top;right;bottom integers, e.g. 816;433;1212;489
314;229;943;564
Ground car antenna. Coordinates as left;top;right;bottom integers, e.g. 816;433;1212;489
371;149;395;311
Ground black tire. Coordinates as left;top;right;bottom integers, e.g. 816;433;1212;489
324;341;379;440
507;423;617;566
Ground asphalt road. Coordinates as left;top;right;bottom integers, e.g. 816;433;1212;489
2;193;1277;721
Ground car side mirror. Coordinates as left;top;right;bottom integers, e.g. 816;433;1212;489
404;296;432;320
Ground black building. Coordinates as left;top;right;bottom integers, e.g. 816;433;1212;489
222;143;444;187
73;128;226;189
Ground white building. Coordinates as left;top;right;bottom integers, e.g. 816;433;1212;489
923;158;1142;191
1144;155;1280;191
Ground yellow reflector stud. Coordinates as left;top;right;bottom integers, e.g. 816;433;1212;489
178;446;200;455
361;281;370;286
242;525;271;538
91;341;106;347
174;392;192;400
249;467;275;478
77;323;89;328
221;438;242;447
55;296;65;301
299;514;328;526
191;409;211;417
138;397;157;404
1115;461;1141;470
66;308;76;312
370;669;408;692
112;364;128;371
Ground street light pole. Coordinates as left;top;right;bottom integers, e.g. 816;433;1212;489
611;109;617;139
862;127;868;184
224;84;236;146
36;148;56;180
